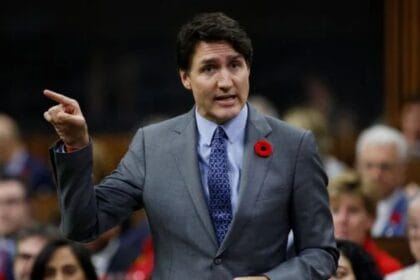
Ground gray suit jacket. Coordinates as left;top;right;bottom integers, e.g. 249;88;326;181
50;105;338;279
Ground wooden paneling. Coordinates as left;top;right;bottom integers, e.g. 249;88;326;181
385;0;420;127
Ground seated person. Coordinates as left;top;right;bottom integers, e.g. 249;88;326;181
329;171;402;275
30;238;97;280
330;239;382;280
385;193;420;280
13;224;60;280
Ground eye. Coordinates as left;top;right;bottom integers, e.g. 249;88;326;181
62;264;78;275
348;206;362;214
230;60;243;69
201;64;215;74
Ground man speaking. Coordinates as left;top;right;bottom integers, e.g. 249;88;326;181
44;12;338;279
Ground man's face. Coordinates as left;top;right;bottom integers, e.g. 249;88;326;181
0;180;29;236
331;194;373;245
356;144;405;199
14;236;48;280
179;41;250;124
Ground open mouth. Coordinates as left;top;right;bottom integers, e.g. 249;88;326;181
214;95;236;105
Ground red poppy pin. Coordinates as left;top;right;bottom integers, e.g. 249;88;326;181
254;140;273;157
390;212;401;225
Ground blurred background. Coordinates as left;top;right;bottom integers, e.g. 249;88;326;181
1;0;419;168
2;0;384;132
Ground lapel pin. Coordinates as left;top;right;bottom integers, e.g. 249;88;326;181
254;139;273;157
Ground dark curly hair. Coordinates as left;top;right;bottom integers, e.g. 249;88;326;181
336;239;383;280
30;238;97;280
176;12;253;71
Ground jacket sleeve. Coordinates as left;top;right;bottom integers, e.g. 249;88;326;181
49;129;146;242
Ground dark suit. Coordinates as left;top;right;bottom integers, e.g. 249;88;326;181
50;104;338;279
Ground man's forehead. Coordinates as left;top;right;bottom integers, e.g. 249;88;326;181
360;144;399;159
18;236;48;249
193;41;242;61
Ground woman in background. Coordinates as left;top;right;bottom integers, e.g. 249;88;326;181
331;239;382;280
30;239;97;280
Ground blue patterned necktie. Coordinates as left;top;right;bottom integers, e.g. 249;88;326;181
208;126;233;244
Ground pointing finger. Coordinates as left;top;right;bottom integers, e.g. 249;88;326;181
43;89;75;106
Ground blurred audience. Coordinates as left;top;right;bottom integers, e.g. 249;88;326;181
30;238;97;280
399;95;420;196
400;96;420;159
0;114;55;195
13;224;60;280
301;73;359;167
330;239;382;280
356;124;409;237
0;176;33;279
248;94;280;119
87;139;153;279
284;106;347;179
385;193;420;279
329;171;402;275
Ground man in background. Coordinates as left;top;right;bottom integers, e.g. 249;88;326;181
13;224;59;280
356;124;409;237
0;114;55;195
0;176;32;280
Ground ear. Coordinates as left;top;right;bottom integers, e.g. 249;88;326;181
179;70;192;90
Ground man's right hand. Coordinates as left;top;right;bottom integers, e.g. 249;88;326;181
43;89;90;150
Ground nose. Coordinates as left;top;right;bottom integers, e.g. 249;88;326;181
368;165;383;181
334;209;348;225
217;69;233;91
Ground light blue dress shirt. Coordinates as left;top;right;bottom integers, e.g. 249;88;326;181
195;105;247;214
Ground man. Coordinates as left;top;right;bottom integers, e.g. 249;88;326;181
0;114;55;195
400;96;420;159
0;176;32;280
43;12;338;279
386;193;420;280
356;124;409;237
13;224;59;280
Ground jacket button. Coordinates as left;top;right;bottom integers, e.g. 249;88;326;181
214;258;222;265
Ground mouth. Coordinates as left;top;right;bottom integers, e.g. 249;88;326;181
214;94;237;106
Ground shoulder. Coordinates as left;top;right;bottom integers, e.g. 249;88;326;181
135;110;194;137
385;265;418;280
248;104;309;140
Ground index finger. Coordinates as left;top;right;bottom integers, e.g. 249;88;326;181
43;89;75;105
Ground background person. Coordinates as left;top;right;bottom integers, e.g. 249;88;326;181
329;170;402;275
30;239;97;280
356;124;409;237
330;239;382;280
385;193;420;280
13;224;60;280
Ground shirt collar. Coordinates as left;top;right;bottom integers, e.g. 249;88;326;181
195;104;248;146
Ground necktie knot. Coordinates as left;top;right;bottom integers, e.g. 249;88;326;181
212;126;227;142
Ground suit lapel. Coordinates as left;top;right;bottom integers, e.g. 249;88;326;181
218;105;273;254
171;109;218;246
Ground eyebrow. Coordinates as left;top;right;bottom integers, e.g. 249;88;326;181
199;54;244;65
